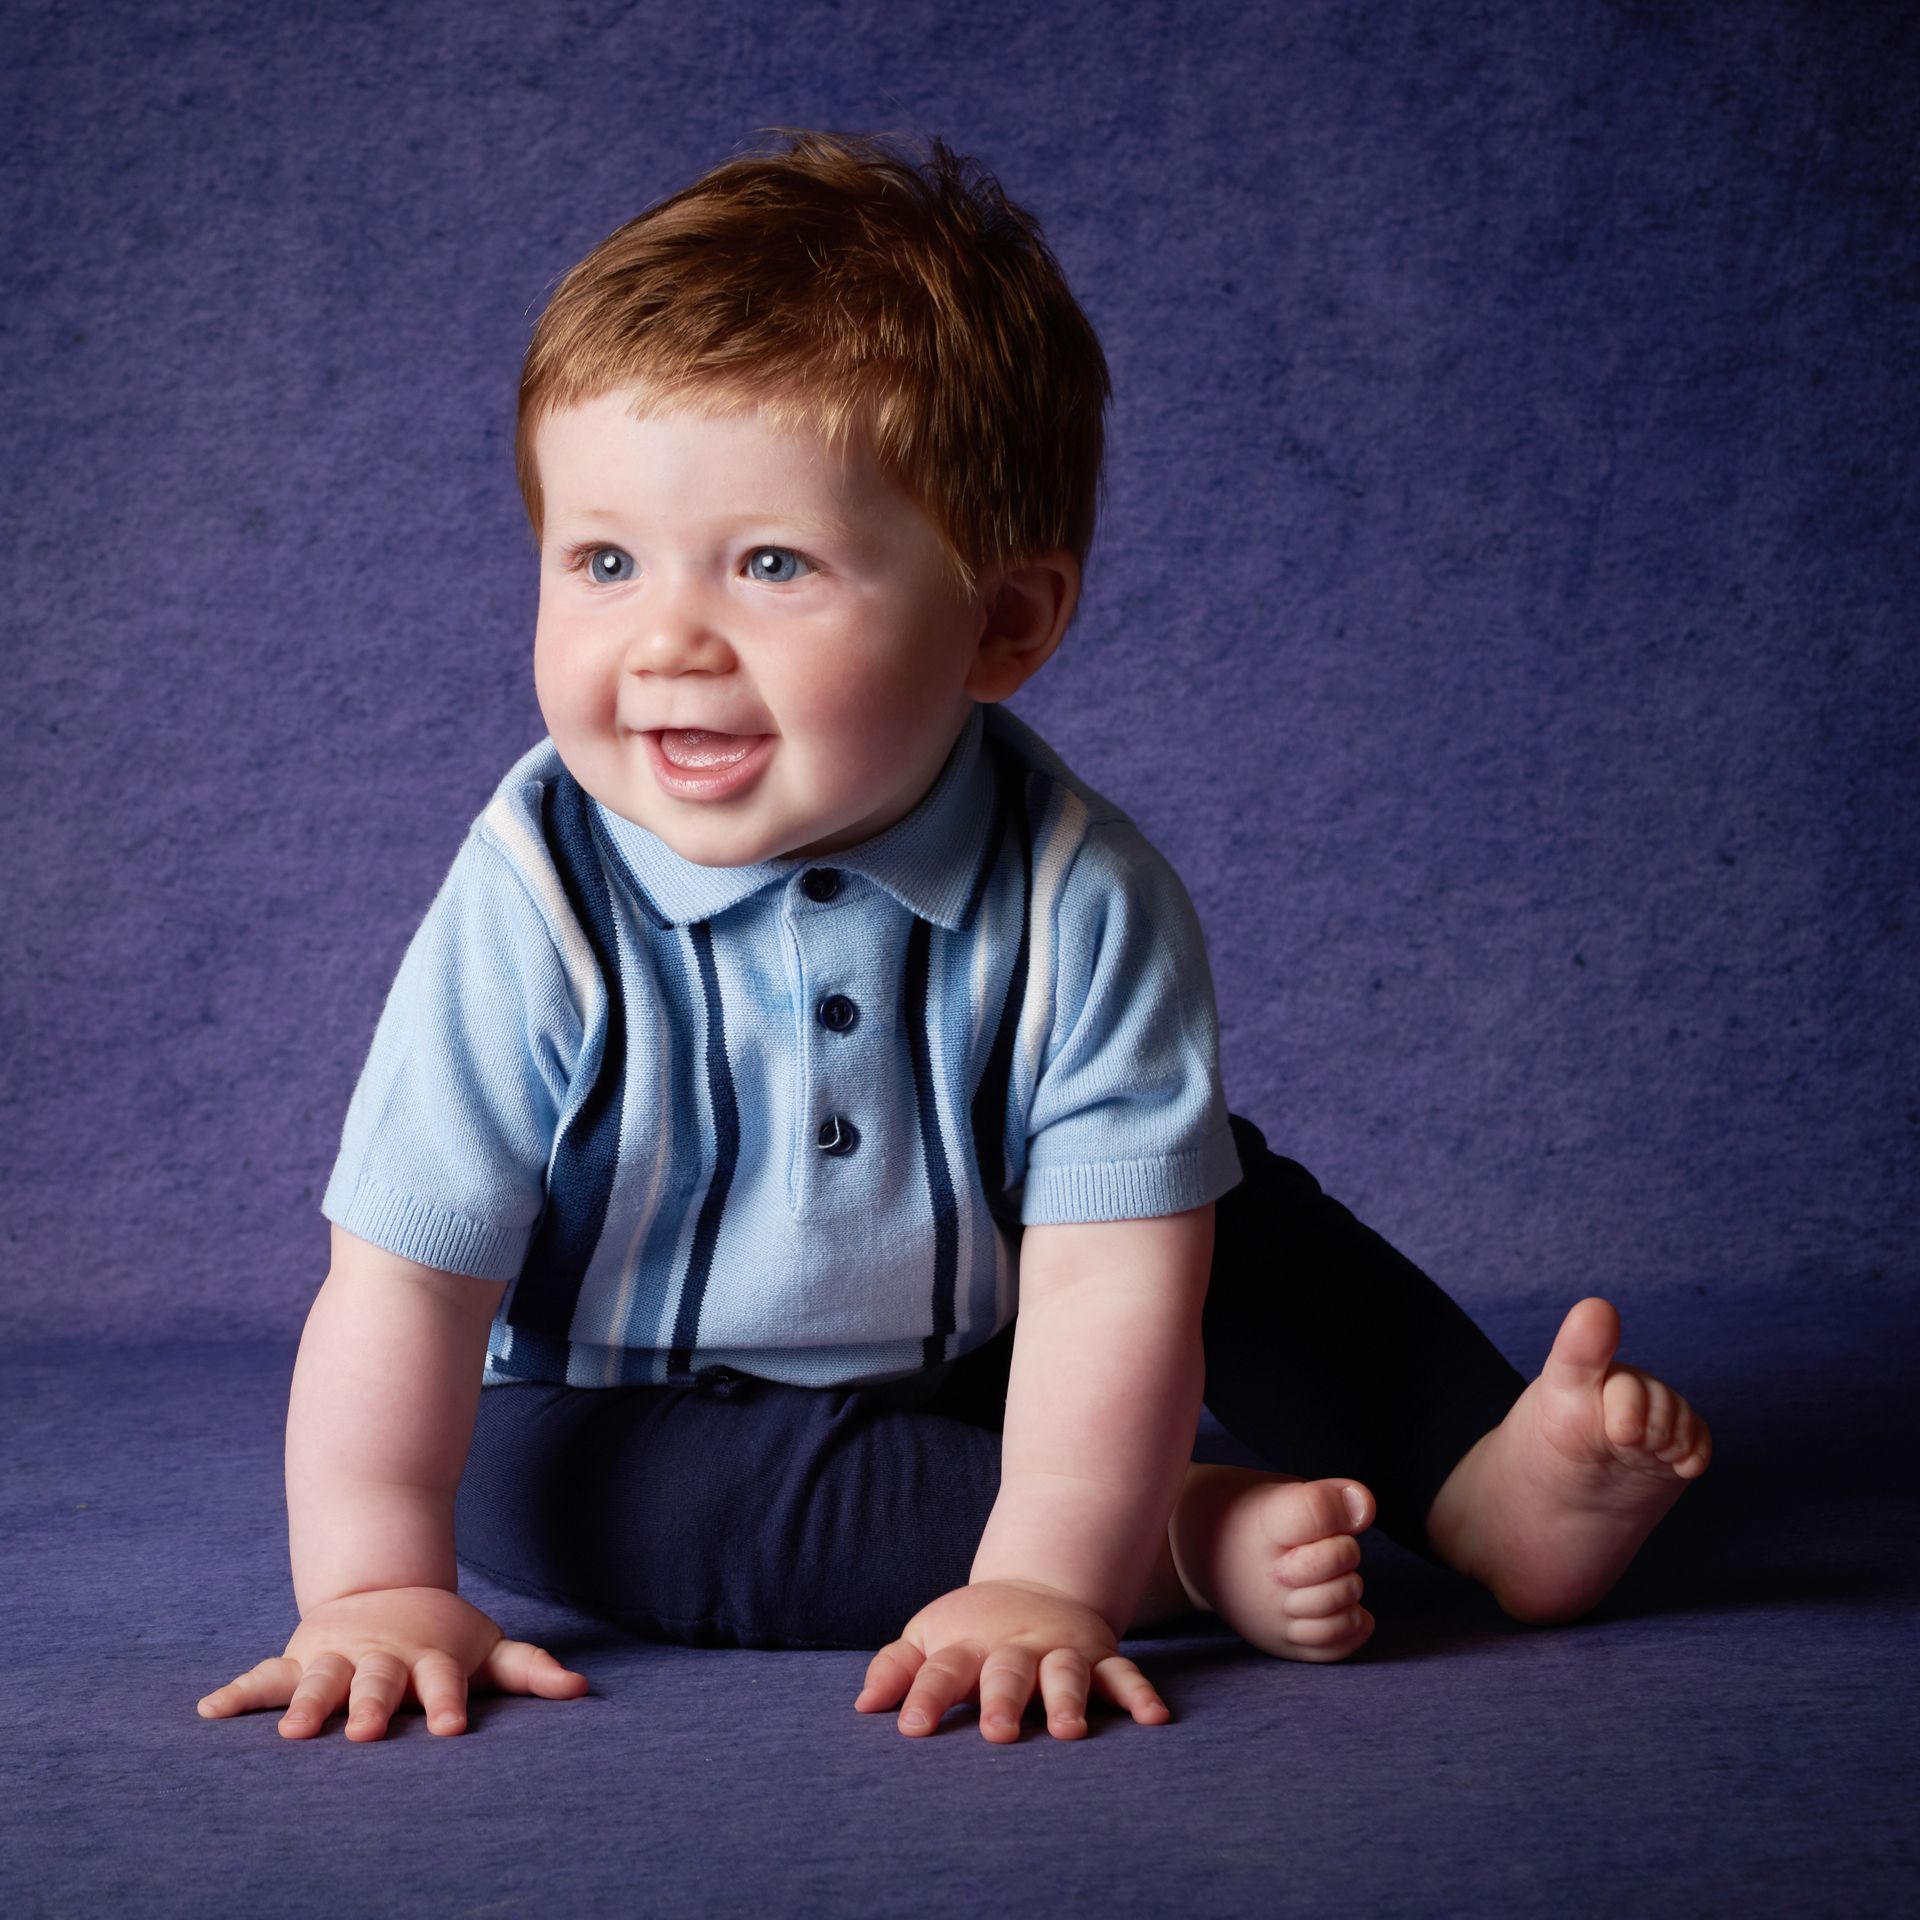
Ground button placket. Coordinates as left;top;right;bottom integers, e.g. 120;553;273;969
789;867;868;1201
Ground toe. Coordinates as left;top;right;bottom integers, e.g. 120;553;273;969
1261;1478;1374;1549
1277;1533;1362;1588
1638;1377;1675;1452
1652;1400;1695;1463
1285;1606;1374;1656
1542;1297;1621;1393
1282;1573;1364;1620
1675;1410;1713;1478
1602;1367;1650;1448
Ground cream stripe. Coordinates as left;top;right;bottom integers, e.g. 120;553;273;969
1017;786;1089;1095
481;797;602;1024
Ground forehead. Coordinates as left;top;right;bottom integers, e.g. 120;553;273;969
533;387;896;524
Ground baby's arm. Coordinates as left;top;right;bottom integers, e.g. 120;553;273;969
196;1225;589;1739
857;1203;1213;1740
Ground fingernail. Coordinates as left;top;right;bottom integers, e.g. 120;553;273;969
901;1711;928;1732
1343;1486;1369;1527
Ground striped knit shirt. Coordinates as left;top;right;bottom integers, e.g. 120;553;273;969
321;700;1244;1393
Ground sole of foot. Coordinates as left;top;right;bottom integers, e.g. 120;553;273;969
1426;1296;1712;1626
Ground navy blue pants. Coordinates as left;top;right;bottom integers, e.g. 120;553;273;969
454;1113;1527;1649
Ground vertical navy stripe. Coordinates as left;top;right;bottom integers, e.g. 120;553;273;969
666;919;739;1379
503;774;626;1376
969;745;1037;1239
905;914;960;1370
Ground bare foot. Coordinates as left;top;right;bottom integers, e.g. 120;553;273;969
1148;1465;1377;1662
1423;1296;1712;1625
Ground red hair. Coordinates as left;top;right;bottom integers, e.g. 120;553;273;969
515;128;1112;604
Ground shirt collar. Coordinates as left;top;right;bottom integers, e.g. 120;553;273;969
589;703;1000;932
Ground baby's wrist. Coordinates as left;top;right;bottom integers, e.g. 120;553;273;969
969;1510;1138;1633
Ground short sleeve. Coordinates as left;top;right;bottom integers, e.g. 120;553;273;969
320;828;589;1280
1019;817;1243;1224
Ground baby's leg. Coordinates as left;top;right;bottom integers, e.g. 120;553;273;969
1203;1113;1708;1625
1202;1113;1529;1559
456;1365;1002;1650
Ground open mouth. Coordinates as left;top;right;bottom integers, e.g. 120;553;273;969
654;729;763;771
642;729;775;801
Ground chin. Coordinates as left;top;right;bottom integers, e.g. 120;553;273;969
659;817;795;869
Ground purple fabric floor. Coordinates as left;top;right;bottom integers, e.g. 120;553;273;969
7;2;1915;1913
6;1282;1914;1918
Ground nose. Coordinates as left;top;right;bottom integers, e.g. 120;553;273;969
625;567;736;675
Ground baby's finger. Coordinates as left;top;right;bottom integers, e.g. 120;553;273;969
279;1652;353;1739
413;1650;471;1737
1090;1654;1172;1727
977;1646;1041;1744
344;1652;410;1743
897;1640;986;1738
197;1656;301;1719
479;1638;592;1700
855;1638;924;1714
1036;1647;1094;1740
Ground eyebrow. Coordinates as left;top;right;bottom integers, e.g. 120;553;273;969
558;505;857;544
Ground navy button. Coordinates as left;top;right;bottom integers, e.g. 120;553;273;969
801;867;842;902
816;1114;860;1156
816;993;859;1033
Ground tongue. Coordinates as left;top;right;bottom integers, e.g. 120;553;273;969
659;729;758;769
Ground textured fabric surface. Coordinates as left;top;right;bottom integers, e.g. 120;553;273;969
6;0;1915;1913
5;0;1912;1348
4;1285;1914;1918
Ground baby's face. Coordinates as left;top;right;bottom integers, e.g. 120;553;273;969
531;389;992;868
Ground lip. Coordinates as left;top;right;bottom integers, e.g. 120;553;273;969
641;729;775;802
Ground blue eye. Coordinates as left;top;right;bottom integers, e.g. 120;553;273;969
584;546;634;584
746;547;811;584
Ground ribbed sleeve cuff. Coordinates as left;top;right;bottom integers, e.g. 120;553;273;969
1018;1124;1245;1225
321;1172;530;1282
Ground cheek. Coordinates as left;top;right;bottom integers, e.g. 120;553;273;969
784;677;919;770
533;617;610;730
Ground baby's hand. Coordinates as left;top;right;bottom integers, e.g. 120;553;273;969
196;1586;590;1740
854;1579;1170;1742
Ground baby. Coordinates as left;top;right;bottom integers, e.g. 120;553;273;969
198;130;1710;1746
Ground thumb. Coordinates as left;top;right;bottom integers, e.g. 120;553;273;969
1541;1296;1621;1391
480;1638;592;1699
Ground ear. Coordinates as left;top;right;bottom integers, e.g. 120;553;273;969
963;548;1080;703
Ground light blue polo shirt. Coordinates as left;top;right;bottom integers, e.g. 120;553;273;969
321;701;1244;1392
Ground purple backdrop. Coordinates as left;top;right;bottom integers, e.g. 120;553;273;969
5;0;1914;1344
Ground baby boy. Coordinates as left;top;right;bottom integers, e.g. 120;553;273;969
198;130;1710;1746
